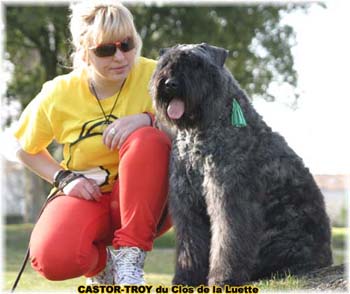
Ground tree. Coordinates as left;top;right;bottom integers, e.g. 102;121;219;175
6;6;71;109
131;4;303;101
5;3;308;111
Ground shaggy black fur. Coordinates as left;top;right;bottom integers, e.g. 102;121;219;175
150;43;333;286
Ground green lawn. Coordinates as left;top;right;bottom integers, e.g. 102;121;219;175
3;224;347;292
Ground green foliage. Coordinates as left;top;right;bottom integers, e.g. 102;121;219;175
332;227;348;248
5;4;308;113
332;207;348;227
154;228;176;248
6;6;71;108
130;4;302;100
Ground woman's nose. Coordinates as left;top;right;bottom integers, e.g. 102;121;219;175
113;48;125;61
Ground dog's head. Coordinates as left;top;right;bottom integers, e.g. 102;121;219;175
150;43;229;130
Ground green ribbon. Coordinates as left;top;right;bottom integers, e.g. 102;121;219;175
231;99;247;127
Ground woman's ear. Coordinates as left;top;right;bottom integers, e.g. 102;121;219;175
81;47;90;65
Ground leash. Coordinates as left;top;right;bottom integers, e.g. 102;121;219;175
11;188;62;293
11;170;86;292
10;172;168;292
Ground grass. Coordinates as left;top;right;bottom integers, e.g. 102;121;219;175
256;273;306;291
332;227;348;248
2;224;347;292
3;224;174;292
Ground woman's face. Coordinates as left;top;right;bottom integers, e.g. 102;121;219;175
87;37;137;83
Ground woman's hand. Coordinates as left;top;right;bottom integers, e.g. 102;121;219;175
103;113;151;150
63;177;102;201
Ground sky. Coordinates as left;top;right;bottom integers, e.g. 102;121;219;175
1;0;350;175
252;0;350;175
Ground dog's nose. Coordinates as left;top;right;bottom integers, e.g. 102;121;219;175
164;78;178;91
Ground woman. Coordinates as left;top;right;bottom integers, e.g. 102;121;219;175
13;0;171;285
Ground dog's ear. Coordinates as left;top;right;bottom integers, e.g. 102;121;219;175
210;46;229;67
159;48;170;56
200;43;229;67
218;47;229;67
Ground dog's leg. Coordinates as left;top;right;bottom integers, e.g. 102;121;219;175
169;159;211;286
205;187;261;286
171;208;211;286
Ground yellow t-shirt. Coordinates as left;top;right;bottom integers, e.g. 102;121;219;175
14;57;157;192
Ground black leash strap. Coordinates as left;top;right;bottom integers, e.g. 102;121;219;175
11;248;30;292
11;189;62;293
11;171;86;292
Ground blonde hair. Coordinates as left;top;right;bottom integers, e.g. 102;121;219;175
69;0;142;68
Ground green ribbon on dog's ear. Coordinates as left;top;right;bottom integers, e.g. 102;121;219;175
231;99;247;127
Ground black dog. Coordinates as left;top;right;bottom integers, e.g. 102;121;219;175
151;43;333;286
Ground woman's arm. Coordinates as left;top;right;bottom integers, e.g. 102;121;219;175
16;148;102;201
16;148;62;184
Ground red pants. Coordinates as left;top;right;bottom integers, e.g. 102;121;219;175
29;127;172;280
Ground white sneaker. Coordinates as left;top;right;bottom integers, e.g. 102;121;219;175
114;247;146;285
86;248;114;285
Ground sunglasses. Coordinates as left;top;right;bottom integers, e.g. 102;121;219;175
90;37;135;57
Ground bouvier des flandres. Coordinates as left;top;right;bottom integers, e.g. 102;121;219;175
151;43;332;286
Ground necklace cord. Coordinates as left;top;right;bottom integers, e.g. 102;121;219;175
90;79;126;125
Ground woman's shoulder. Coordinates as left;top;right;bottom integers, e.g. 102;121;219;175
37;69;86;102
49;69;86;92
129;57;157;83
138;56;157;66
134;57;157;72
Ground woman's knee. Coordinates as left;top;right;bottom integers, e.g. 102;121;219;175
30;239;71;280
28;197;108;280
30;238;98;280
120;127;171;155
